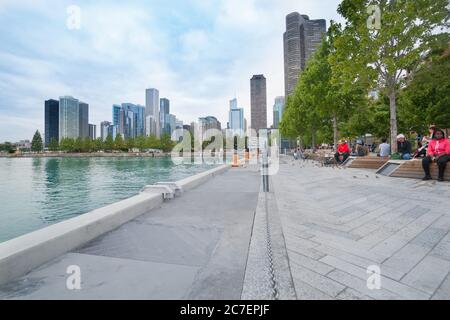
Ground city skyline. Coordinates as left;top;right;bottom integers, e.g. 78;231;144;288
0;1;344;142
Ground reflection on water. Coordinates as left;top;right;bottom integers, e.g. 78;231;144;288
0;157;215;243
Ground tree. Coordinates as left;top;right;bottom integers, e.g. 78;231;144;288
160;134;174;152
126;137;136;151
93;138;104;152
114;133;125;151
31;130;43;152
73;137;83;153
59;138;74;152
48;137;59;151
82;137;93;153
104;135;114;151
399;41;450;134
146;135;159;149
331;0;449;151
135;135;146;151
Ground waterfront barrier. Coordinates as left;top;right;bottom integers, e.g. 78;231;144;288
0;164;229;286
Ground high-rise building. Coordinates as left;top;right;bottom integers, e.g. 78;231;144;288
199;116;221;141
89;124;96;140
112;104;125;134
59;96;79;141
100;121;111;141
283;12;326;97
250;75;267;132
44;99;59;147
79;102;89;138
273;96;285;129
121;103;145;139
229;98;244;136
145;88;160;137
160;98;170;135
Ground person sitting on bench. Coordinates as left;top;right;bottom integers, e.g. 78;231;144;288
422;128;450;182
397;134;412;160
334;140;350;164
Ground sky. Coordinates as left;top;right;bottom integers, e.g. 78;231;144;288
0;0;344;142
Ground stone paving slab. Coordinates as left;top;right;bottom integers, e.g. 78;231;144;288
272;157;450;300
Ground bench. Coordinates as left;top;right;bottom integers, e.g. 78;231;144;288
347;156;389;170
388;159;450;181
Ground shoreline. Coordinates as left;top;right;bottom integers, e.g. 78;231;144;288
0;152;170;158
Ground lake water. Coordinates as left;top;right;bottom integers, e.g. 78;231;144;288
0;157;216;243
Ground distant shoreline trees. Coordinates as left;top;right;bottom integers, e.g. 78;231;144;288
46;133;175;154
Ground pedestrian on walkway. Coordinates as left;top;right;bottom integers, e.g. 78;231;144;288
422;128;450;182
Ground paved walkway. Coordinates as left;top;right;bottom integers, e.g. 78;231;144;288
272;156;450;300
1;157;450;300
0;167;260;299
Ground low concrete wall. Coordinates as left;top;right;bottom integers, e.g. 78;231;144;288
0;164;229;286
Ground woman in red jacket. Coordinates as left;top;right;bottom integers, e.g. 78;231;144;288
422;128;450;181
335;140;350;164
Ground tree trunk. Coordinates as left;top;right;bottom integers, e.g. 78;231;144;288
332;112;338;150
311;130;316;151
389;89;398;153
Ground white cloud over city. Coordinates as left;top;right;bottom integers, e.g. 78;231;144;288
0;0;343;141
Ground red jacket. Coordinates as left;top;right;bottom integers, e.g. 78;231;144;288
427;139;450;157
337;143;350;154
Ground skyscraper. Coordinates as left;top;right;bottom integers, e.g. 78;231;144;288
273;96;285;129
229;98;244;136
89;124;96;140
250;75;267;132
59;96;79;141
121;103;145;138
199;116;221;141
100;121;111;141
112;104;124;134
79;102;89;139
44;99;59;147
145;88;160;137
160;98;170;135
284;12;326;97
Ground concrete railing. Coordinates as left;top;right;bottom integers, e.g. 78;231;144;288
0;164;230;286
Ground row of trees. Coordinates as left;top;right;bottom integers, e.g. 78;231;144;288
30;130;175;153
280;0;449;152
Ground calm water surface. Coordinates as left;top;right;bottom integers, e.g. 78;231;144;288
0;157;216;243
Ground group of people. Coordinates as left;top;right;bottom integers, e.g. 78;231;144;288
332;126;449;181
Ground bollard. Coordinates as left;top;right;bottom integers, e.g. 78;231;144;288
262;148;269;192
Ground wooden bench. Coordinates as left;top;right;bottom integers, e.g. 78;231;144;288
347;156;389;170
388;159;450;181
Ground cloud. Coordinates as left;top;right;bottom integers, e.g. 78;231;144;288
0;0;344;141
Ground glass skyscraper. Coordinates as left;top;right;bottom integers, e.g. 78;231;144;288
145;88;160;137
44;99;59;147
79;102;89;139
273;96;285;129
59;96;79;141
160;98;170;135
229;98;244;136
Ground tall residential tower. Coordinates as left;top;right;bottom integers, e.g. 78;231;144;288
250;75;267;132
283;12;326;97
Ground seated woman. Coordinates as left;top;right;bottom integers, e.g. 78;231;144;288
422;128;450;182
334;140;350;164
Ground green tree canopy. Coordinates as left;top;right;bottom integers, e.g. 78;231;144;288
31;130;43;152
331;0;449;151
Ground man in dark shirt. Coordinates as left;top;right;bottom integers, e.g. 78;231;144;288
397;134;412;160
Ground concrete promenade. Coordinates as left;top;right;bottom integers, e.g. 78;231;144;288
0;166;260;299
1;156;449;300
272;156;450;300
